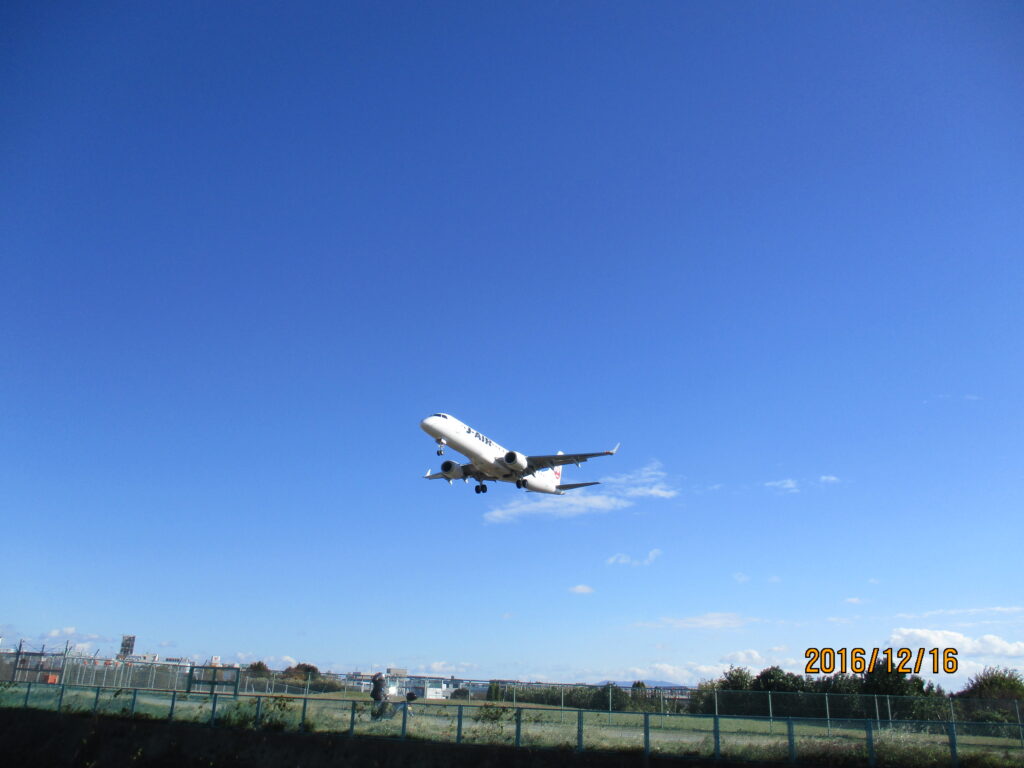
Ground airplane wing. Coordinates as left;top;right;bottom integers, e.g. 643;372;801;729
526;443;620;472
424;464;490;481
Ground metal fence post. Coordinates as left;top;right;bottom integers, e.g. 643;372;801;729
577;709;584;752
865;720;876;768
768;690;774;735
300;696;308;730
515;707;522;747
169;690;177;720
57;684;66;713
401;702;408;739
131;689;138;716
24;682;32;708
947;720;959;768
456;705;463;744
1015;700;1023;748
210;693;218;726
643;712;650;755
714;688;719;716
348;700;355;736
825;692;831;737
93;685;100;713
713;715;721;760
787;718;796;764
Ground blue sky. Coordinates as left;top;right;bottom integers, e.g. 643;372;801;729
2;1;1022;688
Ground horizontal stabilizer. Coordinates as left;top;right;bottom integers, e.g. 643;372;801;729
557;481;600;491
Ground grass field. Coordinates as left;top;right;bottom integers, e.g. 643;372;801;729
3;682;1023;767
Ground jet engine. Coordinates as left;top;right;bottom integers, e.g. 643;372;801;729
440;460;464;480
503;451;529;472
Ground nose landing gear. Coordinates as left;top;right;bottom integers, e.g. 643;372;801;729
435;438;446;456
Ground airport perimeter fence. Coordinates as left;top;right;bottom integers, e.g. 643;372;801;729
2;680;1024;767
3;649;1023;726
686;687;1024;726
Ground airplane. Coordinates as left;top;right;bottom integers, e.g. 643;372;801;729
420;413;618;495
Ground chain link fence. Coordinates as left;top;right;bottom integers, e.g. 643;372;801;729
2;679;1023;766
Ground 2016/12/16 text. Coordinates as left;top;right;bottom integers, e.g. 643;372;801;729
804;647;958;675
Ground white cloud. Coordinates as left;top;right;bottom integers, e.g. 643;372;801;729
845;597;864;604
625;661;730;685
721;649;766;666
768;575;782;583
606;549;662;566
48;626;77;638
280;655;297;666
639;612;754;630
964;394;982;401
485;461;678;523
889;628;1024;658
819;475;840;484
733;572;750;583
868;578;881;585
765;478;799;493
569;585;594;594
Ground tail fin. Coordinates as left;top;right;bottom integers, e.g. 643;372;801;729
553;451;564;483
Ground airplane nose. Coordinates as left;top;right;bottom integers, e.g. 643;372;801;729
420;416;437;434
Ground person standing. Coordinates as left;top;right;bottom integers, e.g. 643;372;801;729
370;672;387;720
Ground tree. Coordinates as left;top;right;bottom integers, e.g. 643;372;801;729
718;665;754;691
485;680;502;701
863;657;916;696
282;662;320;681
957;667;1024;700
246;661;270;678
752;666;805;692
589;683;630;711
450;687;470;700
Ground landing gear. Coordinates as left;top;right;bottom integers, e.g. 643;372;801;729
436;449;444;456
474;483;488;494
435;439;446;456
515;480;522;489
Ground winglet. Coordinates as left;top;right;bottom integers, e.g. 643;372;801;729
424;469;431;478
608;442;620;455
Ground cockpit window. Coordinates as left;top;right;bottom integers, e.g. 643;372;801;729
432;413;448;419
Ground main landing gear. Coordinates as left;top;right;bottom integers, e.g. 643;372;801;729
474;484;488;494
515;480;523;489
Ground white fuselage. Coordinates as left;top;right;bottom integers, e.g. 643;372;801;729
419;414;562;493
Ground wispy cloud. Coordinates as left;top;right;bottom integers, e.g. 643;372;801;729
638;612;754;630
765;478;799;494
733;572;750;583
721;649;766;666
600;461;679;498
606;549;662;566
484;461;678;523
569;585;594;595
819;475;840;484
845;597;864;604
895;606;1023;619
